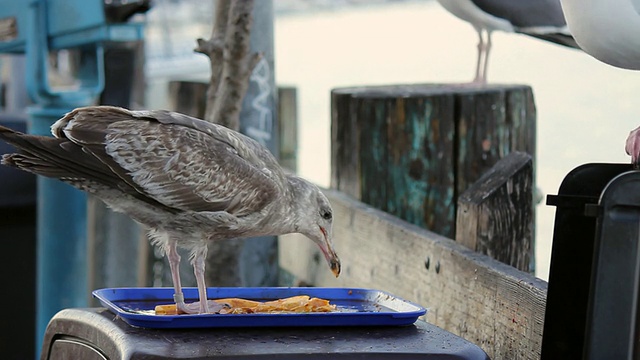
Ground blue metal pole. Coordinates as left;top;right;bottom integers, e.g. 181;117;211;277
29;106;88;354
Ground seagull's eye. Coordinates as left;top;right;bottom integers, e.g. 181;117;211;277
321;210;332;220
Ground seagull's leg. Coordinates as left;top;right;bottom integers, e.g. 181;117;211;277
166;238;191;314
473;27;485;83
481;31;493;84
192;246;211;314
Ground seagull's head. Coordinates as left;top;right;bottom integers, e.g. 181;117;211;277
290;177;341;277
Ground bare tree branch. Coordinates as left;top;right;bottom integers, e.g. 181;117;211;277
194;0;230;124
195;0;257;131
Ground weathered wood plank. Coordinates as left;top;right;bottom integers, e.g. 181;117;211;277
456;89;502;194
168;80;208;119
506;88;537;163
332;85;457;236
86;196;144;296
279;188;547;360
277;86;297;172
456;85;536;196
331;84;536;241
330;89;361;198
359;97;391;212
456;152;534;272
386;96;456;233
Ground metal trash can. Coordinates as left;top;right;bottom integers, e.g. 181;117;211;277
40;307;489;359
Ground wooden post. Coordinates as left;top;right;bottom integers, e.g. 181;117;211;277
278;86;297;172
331;83;536;241
456;151;534;272
167;80;208;119
86;197;144;293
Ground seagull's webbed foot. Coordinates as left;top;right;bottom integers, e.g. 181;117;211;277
173;292;194;314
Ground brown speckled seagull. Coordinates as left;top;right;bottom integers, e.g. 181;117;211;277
0;106;341;314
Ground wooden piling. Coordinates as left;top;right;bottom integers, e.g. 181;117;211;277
331;83;536;242
167;80;208;119
278;86;298;172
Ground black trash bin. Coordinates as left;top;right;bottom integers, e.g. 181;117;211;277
542;163;640;359
40;307;489;359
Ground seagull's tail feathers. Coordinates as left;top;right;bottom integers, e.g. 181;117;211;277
0;125;106;181
0;124;180;213
516;26;581;50
2;153;72;178
526;32;580;49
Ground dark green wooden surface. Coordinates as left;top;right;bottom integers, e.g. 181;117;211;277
331;83;536;240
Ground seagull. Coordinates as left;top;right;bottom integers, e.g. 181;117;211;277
560;0;640;70
436;0;580;83
0;106;341;314
559;0;640;164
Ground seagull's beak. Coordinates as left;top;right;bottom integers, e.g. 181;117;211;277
318;226;341;277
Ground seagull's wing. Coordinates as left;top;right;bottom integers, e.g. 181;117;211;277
472;0;580;48
472;0;567;28
128;108;286;187
0;124;139;193
54;106;282;216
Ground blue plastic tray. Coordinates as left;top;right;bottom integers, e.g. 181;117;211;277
92;287;426;329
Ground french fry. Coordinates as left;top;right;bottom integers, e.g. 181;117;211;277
216;298;261;308
154;303;179;315
154;295;337;315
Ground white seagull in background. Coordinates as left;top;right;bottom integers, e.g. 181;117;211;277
559;0;640;164
436;0;580;84
0;106;341;314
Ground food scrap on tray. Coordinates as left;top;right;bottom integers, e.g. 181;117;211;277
154;295;337;315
